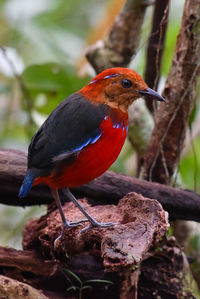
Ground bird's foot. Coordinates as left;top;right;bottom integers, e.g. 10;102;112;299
64;219;88;227
54;219;88;248
81;220;118;233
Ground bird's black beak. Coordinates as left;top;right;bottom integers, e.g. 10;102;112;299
138;87;165;102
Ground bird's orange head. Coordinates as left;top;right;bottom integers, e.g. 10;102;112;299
80;67;165;112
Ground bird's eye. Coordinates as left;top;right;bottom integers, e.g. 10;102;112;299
121;79;132;88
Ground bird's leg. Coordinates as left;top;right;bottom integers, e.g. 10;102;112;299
51;188;87;228
51;188;88;247
62;188;118;232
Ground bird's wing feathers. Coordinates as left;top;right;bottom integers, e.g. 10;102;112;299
28;92;109;176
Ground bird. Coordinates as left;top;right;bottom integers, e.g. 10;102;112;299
19;67;165;234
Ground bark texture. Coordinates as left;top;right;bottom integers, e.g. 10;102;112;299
141;0;200;183
144;0;169;112
21;192;169;298
138;237;196;299
0;195;195;298
0;247;58;277
145;0;169;90
23;193;169;267
86;0;151;73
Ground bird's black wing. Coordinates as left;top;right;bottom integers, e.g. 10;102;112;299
28;92;109;176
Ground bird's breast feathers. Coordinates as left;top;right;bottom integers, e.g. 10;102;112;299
34;113;128;188
31;93;128;188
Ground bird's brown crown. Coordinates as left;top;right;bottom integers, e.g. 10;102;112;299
80;67;148;112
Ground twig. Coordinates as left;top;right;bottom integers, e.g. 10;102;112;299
148;60;200;182
144;0;169;112
153;2;169;91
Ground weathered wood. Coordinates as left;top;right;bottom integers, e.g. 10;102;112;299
0;192;193;298
138;237;196;299
0;275;48;299
0;240;195;299
22;192;169;298
0;247;58;277
1;149;200;222
23;193;169;266
0;189;194;298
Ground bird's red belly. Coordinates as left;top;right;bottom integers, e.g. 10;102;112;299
34;118;127;189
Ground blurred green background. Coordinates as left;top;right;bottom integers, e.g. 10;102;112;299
0;0;199;254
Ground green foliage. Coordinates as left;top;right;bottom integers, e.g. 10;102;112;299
0;82;10;94
33;0;95;37
179;137;200;192
0;205;45;249
22;63;90;114
64;269;113;299
161;23;180;75
189;104;198;127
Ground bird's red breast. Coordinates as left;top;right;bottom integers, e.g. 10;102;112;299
34;108;128;189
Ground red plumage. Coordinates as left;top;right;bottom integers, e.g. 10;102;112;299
34;112;128;189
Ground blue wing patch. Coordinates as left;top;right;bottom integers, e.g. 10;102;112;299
73;132;102;151
72;132;103;151
52;131;102;165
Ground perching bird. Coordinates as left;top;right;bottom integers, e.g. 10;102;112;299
19;67;165;233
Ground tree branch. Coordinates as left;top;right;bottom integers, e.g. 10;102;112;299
1;149;200;222
144;0;169;112
141;0;200;184
86;0;152;73
0;247;58;277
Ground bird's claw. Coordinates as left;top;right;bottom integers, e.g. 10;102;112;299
81;221;119;233
54;219;88;248
54;220;118;248
63;219;88;228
